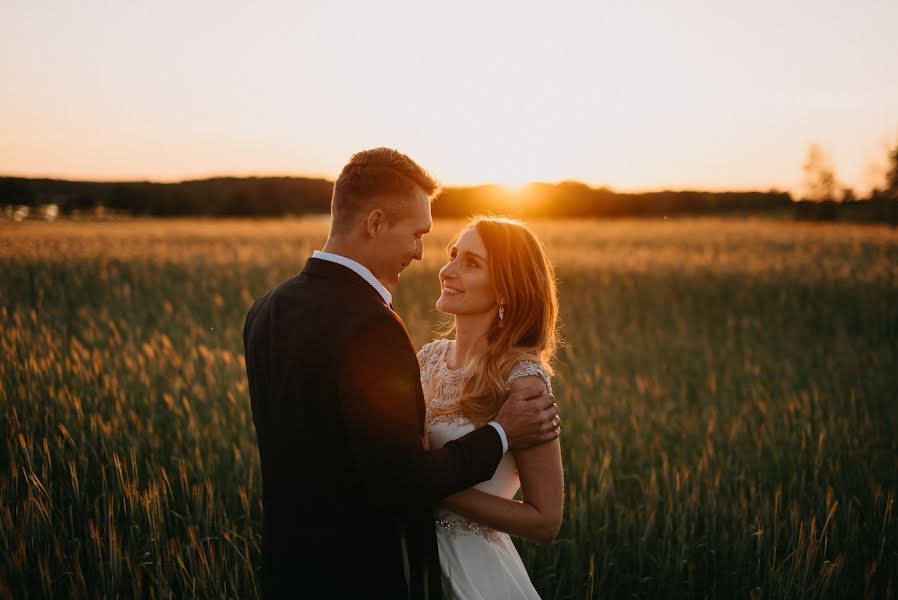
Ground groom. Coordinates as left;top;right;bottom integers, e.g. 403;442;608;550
243;148;560;599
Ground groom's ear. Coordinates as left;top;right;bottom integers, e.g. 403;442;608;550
365;209;386;238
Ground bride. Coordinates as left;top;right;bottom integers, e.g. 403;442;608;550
417;216;564;599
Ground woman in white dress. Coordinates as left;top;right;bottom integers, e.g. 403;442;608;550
417;216;564;599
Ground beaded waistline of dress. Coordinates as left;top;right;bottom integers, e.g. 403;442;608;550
434;515;501;542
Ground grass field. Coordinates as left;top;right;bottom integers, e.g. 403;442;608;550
1;217;897;599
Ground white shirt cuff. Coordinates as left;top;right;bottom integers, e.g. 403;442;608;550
487;421;509;454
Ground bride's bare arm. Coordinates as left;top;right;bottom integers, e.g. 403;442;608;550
439;376;564;545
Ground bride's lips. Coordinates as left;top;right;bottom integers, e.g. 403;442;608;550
441;284;465;296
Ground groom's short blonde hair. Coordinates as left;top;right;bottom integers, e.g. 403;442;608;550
330;147;441;235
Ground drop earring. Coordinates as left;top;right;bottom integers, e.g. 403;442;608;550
498;304;505;325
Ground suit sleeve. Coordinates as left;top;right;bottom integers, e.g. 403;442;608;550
338;313;503;513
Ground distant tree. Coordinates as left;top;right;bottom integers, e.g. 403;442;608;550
885;139;898;198
841;187;857;203
802;143;838;201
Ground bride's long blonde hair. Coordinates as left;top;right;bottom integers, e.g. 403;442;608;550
432;216;560;427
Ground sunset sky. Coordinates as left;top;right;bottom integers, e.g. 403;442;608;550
2;0;897;194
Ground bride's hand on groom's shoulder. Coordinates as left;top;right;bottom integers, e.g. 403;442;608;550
494;379;560;450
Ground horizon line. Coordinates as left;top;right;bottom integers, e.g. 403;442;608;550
0;170;794;196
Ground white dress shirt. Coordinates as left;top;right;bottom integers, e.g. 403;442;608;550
312;250;392;306
311;249;509;454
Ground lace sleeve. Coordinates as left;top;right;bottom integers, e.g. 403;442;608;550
505;361;552;393
416;345;428;370
416;339;446;384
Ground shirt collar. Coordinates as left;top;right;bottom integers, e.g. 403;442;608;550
311;250;393;307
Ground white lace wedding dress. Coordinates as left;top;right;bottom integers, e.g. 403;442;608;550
417;339;551;600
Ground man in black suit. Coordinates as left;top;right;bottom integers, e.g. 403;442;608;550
243;148;561;598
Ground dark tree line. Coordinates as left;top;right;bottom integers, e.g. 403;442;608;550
0;176;793;219
3;139;897;224
435;183;791;218
0;177;335;217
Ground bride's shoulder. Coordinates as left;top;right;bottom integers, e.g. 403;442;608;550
417;338;449;358
505;360;552;394
417;338;450;369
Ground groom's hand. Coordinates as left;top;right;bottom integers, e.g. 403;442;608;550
494;380;560;449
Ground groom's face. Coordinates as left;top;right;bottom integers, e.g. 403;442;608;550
369;187;432;285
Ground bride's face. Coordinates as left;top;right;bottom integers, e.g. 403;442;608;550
435;227;498;317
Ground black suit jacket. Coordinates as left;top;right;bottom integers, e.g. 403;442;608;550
243;257;504;598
